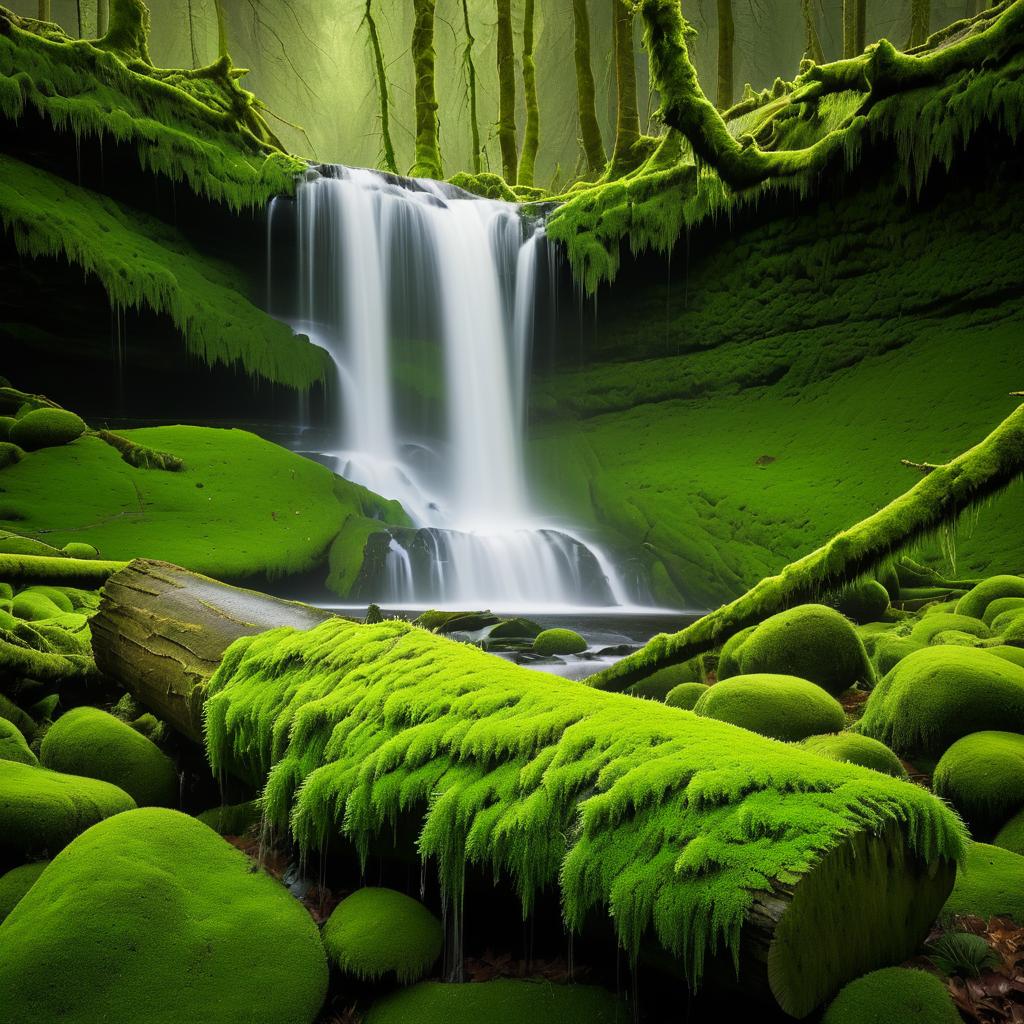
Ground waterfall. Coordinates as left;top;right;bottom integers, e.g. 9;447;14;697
277;166;630;609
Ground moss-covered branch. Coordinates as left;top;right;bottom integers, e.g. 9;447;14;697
410;0;442;180
460;0;482;174
589;402;1024;693
0;552;126;586
361;0;397;174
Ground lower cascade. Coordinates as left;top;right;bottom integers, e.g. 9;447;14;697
271;166;631;608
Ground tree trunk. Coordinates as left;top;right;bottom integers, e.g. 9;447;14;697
496;0;518;183
37;0;51;20
363;0;398;173
802;0;825;63
907;0;930;47
518;0;540;187
572;0;605;175
608;0;642;176
214;0;228;58
461;0;482;174
843;0;862;58
410;0;443;179
716;0;734;109
97;0;107;36
856;0;867;53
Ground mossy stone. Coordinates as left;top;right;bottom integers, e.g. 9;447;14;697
821;967;960;1024
665;681;709;710
944;842;1024;922
956;575;1024;621
993;808;1024;856
40;707;178;808
0;716;38;766
981;596;1024;627
0;415;16;441
0;861;47;925
20;586;74;614
693;674;845;742
830;580;891;624
0;442;22;469
533;628;587;656
871;635;923;677
322;887;443;983
9;408;86;452
716;624;755;678
197;800;262;837
801;733;907;779
61;542;99;560
627;660;701;700
986;645;1024;670
909;613;990;646
0;808;329;1024
10;591;63;621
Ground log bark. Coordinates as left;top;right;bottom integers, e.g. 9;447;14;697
410;0;443;179
572;0;605;174
496;0;518;183
90;559;333;741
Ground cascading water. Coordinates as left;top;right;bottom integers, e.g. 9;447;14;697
274;165;631;609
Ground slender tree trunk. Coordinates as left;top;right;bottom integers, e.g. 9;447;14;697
802;0;825;63
363;0;398;173
572;0;605;175
716;0;734;110
37;1;51;21
518;0;540;187
906;0;930;47
857;0;867;52
608;0;641;176
97;0;107;35
843;0;865;58
410;0;443;179
186;0;199;67
496;0;518;183
214;0;229;58
461;0;482;174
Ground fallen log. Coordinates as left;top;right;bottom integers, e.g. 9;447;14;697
0;553;127;588
91;561;963;1017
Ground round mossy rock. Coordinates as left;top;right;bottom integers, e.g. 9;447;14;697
627;660;701;701
957;575;1024;620
533;628;587;656
994;807;1024;855
693;674;845;742
909;613;990;646
981;596;1024;627
40;707;178;808
10;591;64;622
0;415;16;441
0;861;47;925
933;731;1024;837
801;733;907;779
0;716;38;766
716;624;755;679
821;967;960;1024
829;580;891;624
323;887;442;983
61;542;99;560
20;586;73;614
0;759;135;858
0;808;329;1024
871;635;923;677
718;604;873;696
665;681;709;710
197;800;262;837
9;408;86;452
944;842;1024;922
0;442;22;470
364;979;626;1024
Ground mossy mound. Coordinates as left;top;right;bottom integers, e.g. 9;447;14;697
10;590;64;621
956;575;1024;620
829;580;891;625
986;645;1024;670
364;980;626;1024
0;716;37;766
857;647;1024;759
944;842;1024;922
197;800;262;837
9;408;85;452
717;605;872;697
981;596;1024;626
533;628;587;656
0;808;329;1024
801;734;907;779
993;807;1024;856
61;542;99;560
0;442;22;470
627;659;701;700
871;635;924;677
0;861;47;925
0;759;135;858
820;967;960;1024
19;586;74;613
909;613;990;646
0;415;15;440
692;674;845;742
933;732;1024;838
40;707;178;808
665;681;709;710
322;887;442;984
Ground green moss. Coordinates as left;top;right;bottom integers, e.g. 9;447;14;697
40;707;177;808
987;645;1024;670
665;681;709;709
829;580;891;624
8;408;85;451
448;171;517;202
956;574;1024;620
871;635;923;677
364;980;626;1024
60;542;98;560
0;415;14;440
628;660;701;700
857;647;1024;759
717;604;873;697
801;733;907;779
322;887;442;984
0;759;135;858
0;861;47;925
693;673;845;741
993;807;1024;855
197;800;261;837
533;628;588;656
944;842;1024;922
0;716;37;767
0;807;329;1024
933;732;1024;838
980;596;1024;626
909;613;990;645
9;590;63;621
0;441;22;469
821;967;960;1024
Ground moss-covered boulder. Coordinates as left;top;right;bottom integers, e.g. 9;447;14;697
61;541;99;560
944;842;1024;922
820;967;960;1024
40;707;178;808
717;604;873;696
10;590;64;621
981;596;1024;627
0;759;135;858
0;861;47;925
933;731;1024;838
871;635;923;677
626;659;701;700
909;613;990;646
0;808;329;1024
364;980;626;1024
829;580;891;624
9;408;86;451
987;645;1024;670
693;674;845;742
533;628;587;656
0;415;16;441
994;807;1024;856
197;800;262;837
323;887;442;984
801;733;907;779
0;441;22;469
857;647;1024;759
957;575;1024;620
0;716;38;766
665;681;709;710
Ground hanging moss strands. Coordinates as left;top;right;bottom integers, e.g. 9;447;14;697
202;616;965;1016
410;0;442;180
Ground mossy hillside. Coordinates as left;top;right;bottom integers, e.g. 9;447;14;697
994;808;1024;855
0;155;329;392
0;425;407;591
0;807;329;1024
820;967;960;1024
944;842;1024;923
203;617;965;992
0;861;46;925
800;734;907;780
40;707;178;808
322;887;442;984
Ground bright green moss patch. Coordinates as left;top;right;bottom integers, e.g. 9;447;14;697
0;716;37;766
196;800;261;837
800;733;907;780
8;408;85;451
870;635;923;677
829;580;891;625
665;681;709;709
944;842;1024;923
364;980;627;1024
0;808;329;1024
857;647;1024;759
40;707;178;808
322;887;442;984
980;596;1024;626
533;628;588;656
956;574;1024;620
993;808;1024;856
0;861;46;925
933;732;1024;838
821;967;960;1024
909;613;990;645
0;441;21;469
203;618;964;990
9;590;62;621
693;673;845;742
0;759;135;858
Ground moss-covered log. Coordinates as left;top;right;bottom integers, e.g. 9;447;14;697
410;0;442;180
589;401;1024;693
0;553;126;587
